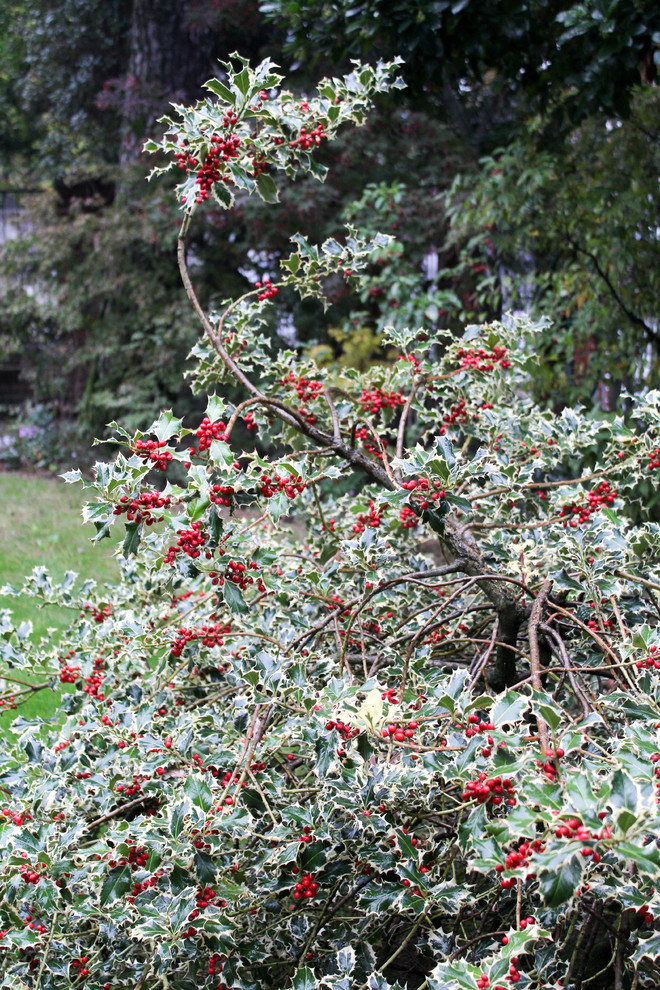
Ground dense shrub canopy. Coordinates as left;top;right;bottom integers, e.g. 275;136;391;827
2;56;660;990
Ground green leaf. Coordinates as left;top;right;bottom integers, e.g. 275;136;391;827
183;775;213;812
100;865;132;907
359;883;401;915
336;946;356;975
292;967;317;990
535;702;562;732
539;852;583;907
122;521;142;558
169;803;187;840
315;733;336;778
255;173;279;203
234;67;250;95
565;773;597;815
205;78;236;104
223;581;249;615
616;841;660;876
150;410;183;442
610;770;640;814
632;932;660;965
490;692;527;726
212;181;234;208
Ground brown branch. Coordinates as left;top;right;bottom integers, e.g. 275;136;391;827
85;796;159;832
528;579;552;752
396;377;421;461
468;618;499;689
540;622;592;718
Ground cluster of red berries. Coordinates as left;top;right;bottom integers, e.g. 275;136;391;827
497;838;545;887
401;477;446;510
354;425;384;459
127;871;161;904
457;345;510;371
60;664;80;684
461;774;516;806
400;506;419;529
81;602;113;623
381;687;400;704
651;751;660;803
292;872;319;900
298;826;314;844
587;612;615;631
381;720;419;743
560;480;617;526
397;352;421;371
71;957;90;978
280;371;324;424
553;815;610;863
189;885;218;920
439;398;469;435
536;746;564;782
195;417;228;453
477;973;511;990
113;490;171;526
115;774;146;797
636;645;660;669
211;483;235;507
635;903;655;925
244;410;258;432
209;953;224;976
20;866;42;885
132;438;173;471
181;131;242;203
646;447;660;470
290;121;326;151
121;843;150;870
83;656;106;701
2;807;30;825
164;522;210;565
224;559;264;593
326;718;360;741
260;472;307;500
464;714;496;738
170;621;231;658
360;387;405;416
255;278;278;301
352;500;386;534
23;911;48;934
507;960;522;984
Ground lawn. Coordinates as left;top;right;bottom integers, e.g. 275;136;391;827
0;470;119;727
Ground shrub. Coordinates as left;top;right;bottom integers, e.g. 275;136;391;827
2;54;660;990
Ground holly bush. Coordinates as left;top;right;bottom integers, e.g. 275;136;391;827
3;54;660;990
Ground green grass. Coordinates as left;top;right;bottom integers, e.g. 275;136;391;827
0;470;120;727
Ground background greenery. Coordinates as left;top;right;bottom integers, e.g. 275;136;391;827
1;0;658;459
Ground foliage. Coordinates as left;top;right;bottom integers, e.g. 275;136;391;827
0;0;132;175
263;0;660;122
3;56;660;990
0;167;205;434
444;86;660;406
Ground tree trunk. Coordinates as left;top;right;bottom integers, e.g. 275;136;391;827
120;0;218;162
